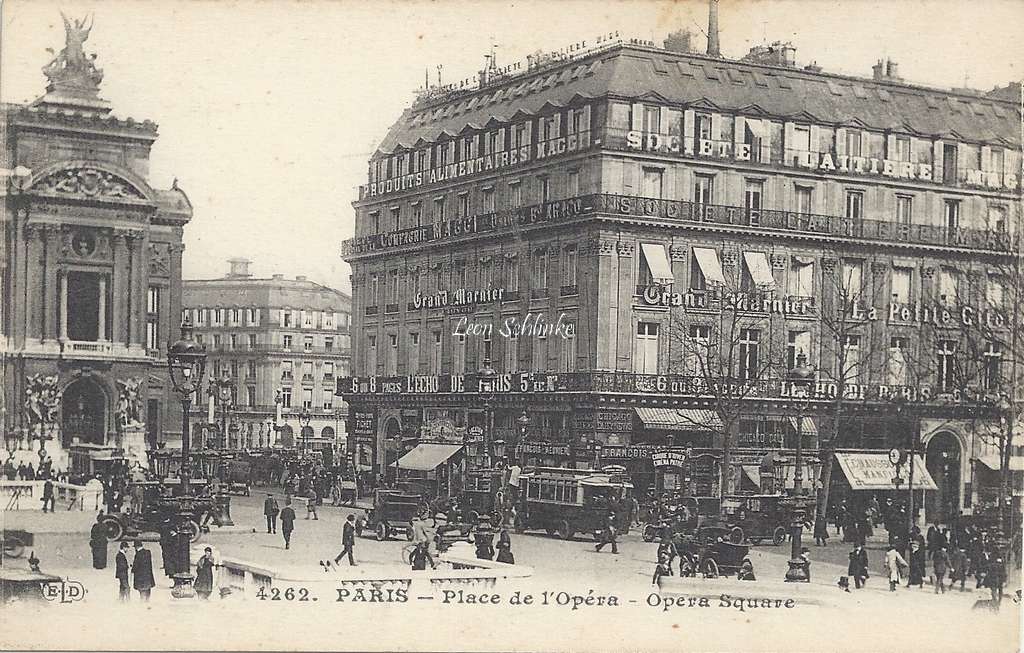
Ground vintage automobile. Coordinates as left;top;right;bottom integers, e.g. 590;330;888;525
361;488;426;541
515;466;634;541
1;529;33;560
458;468;506;525
721;494;815;546
676;525;752;577
68;444;127;485
98;480;234;543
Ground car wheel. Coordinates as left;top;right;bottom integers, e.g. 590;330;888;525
375;522;389;542
678;556;695;577
468;510;480;523
556;520;574;541
773;526;787;546
102;518;124;541
545;527;557;537
703;558;720;578
730;526;744;544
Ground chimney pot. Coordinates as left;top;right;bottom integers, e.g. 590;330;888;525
706;0;721;57
872;60;885;81
226;258;252;278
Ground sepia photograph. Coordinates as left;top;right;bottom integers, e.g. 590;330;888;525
0;0;1021;650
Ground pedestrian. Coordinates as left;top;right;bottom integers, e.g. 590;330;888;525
131;541;155;601
194;547;215;600
263;493;279;534
814;518;829;547
323;514;357;569
40;478;55;512
848;542;869;589
595;512;619;554
737;557;756;581
884;545;908;591
26;462;34;481
306;488;319;520
975;545;992;589
652;552;672;585
986;553;1006;605
926;525;940;556
473;515;495;560
495;528;515;564
159;524;176;578
280;499;296;550
950;546;968;591
410;541;435;571
932;544;950;593
89;513;108;569
658;533;679;574
115;541;131;601
907;540;926;588
799;547;812;582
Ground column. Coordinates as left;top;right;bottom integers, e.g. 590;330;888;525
10;214;24;345
59;272;69;340
111;231;128;345
98;275;107;341
168;242;185;349
24;224;43;343
128;234;147;350
43;226;61;342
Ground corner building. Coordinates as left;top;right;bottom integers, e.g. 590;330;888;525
341;39;1022;524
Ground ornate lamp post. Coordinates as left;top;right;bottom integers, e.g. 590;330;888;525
207;371;233;449
166;318;207;599
784;350;814;583
476;358;497;468
516;410;531;466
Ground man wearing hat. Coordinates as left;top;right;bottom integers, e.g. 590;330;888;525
595;512;619;554
131;540;155;601
473;514;495;560
263;493;280;534
114;541;132;601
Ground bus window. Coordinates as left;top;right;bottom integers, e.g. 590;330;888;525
527;481;539;499
567;485;578;504
554;483;564;502
540;481;555;501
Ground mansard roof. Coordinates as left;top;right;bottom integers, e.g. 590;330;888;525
374;43;1021;155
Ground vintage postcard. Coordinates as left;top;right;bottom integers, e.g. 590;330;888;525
0;0;1021;651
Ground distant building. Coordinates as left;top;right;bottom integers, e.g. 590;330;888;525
182;259;352;459
1;16;193;468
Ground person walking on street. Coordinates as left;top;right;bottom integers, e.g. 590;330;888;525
814;518;830;547
264;494;279;534
848;543;869;589
194;547;215;600
159;525;176;578
652;552;672;585
115;541;131;601
131;541;155;601
306;488;319;520
410;541;435;571
932;544;950;593
472;515;495;561
987;553;1006;605
595;512;618;554
89;513;108;569
41;478;55;513
907;541;926;588
324;514;357;569
884;545;908;591
495;528;515;564
658;533;680;575
950;546;968;591
280;499;297;550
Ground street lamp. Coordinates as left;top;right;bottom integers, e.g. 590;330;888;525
166;318;207;599
208;371;233;449
516;410;531;467
784;350;814;583
477;358;497;468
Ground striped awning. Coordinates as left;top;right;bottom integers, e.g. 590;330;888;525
635;408;723;431
788;416;818;436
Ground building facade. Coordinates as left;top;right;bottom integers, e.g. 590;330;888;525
1;19;193;468
340;37;1022;523
182;259;352;460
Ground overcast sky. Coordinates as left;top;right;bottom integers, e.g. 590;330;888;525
3;0;1022;293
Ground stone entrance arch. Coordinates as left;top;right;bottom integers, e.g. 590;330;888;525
925;431;962;524
61;376;109;447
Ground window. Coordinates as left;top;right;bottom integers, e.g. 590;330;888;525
634;322;660;374
408;333;420;374
365;335;377;374
558;329;577;372
795;186;812;215
282;310;293;327
146;322;159;351
433;197;446;222
989;148;1005;175
788;256;814;298
303;311;314;328
390;207;401;230
505;255;520;292
452;334;466;373
843;334;862;380
147;287;160;314
479;259;493;288
895;137;911;162
532;336;548;371
481;324;493;364
532;251;548;289
370;212;380;234
690;254;707;291
302;388;313;410
430;331;442;374
642;168;663;198
303;336;313;352
482;188;495;213
845;130;862;157
458;193;470;218
503;335;518;372
452;261;467;288
987;275;1005;308
229;334;238;350
937;339;957;392
791;125;811;153
213;334;222;349
282;334;293;350
394;155;405;178
538;176;550;203
146;286;160;351
437;142;450;167
512;123;528;149
643;105;660;133
741;251;774;292
693;174;714;204
983;342;1001;390
609;102;631;129
889;337;909;385
686;325;711;375
787;331;811;372
738;329;760;380
229;308;241;325
280;387;292;409
247;360;256;380
246;386;256;407
302;361;313;380
387;270;399;303
247;308;258;325
509;181;522;208
196;309;206;326
695;114;712;140
248;334;257;349
892;268;912;304
567;170;579;197
413;202;423;226
988;206;1008;233
386;334;398;375
563;246;578;287
845;190;864;220
943;200;960;235
370;274;379;306
744;180;763;224
744;119;765;162
841;260;863;301
939;268;958;306
324;337;334;351
281;360;293;380
895;195;913;225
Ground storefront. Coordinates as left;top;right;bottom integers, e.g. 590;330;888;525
396;442;465;499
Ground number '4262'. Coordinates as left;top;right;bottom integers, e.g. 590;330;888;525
255;586;311;601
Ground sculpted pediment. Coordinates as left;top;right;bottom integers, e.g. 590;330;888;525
28;162;153;203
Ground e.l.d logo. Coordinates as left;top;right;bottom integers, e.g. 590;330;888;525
41;579;86;603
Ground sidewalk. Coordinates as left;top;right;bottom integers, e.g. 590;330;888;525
0;509;252;536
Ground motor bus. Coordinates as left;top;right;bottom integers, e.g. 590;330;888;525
515;466;634;540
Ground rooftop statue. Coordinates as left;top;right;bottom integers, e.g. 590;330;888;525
42;12;104;97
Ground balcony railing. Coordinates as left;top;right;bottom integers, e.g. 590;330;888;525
342;193;1014;258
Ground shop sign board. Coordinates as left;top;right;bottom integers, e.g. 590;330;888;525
652;451;687;468
350;409;377;443
514;443;571;457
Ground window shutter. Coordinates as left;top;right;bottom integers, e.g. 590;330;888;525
551;113;561;137
565;110;576;135
809;125;823;153
836;128;847;156
683;108;695;138
580;105;591;132
859;131;870;157
497;127;506;152
536;116;546;140
631;103;644;131
523;121;533;148
784;122;796;163
734;116;746;149
424;146;432;169
980;145;992;172
886;134;897;160
710;113;722;142
932;140;944;181
447;140;456;163
908;137;920;163
761;120;772;160
660;107;671;135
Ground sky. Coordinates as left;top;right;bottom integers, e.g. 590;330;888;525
3;0;1022;294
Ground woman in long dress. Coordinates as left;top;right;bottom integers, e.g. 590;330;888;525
884;545;908;591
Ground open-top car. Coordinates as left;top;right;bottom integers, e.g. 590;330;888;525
362;488;426;541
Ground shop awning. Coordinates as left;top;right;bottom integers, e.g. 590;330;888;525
780;464;817;490
743;251;776;288
741;465;761;487
974;455;1024;471
635;408;723;431
788;416;818;436
397;444;463;471
692;247;727;285
640;243;675;285
834;452;938;491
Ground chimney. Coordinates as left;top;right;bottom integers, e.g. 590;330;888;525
706;0;721;57
886;59;900;80
872;59;885;81
226;258;252;278
296;275;307;282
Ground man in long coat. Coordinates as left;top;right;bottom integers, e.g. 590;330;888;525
131;541;156;601
89;513;108;569
848;543;869;589
114;541;131;601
